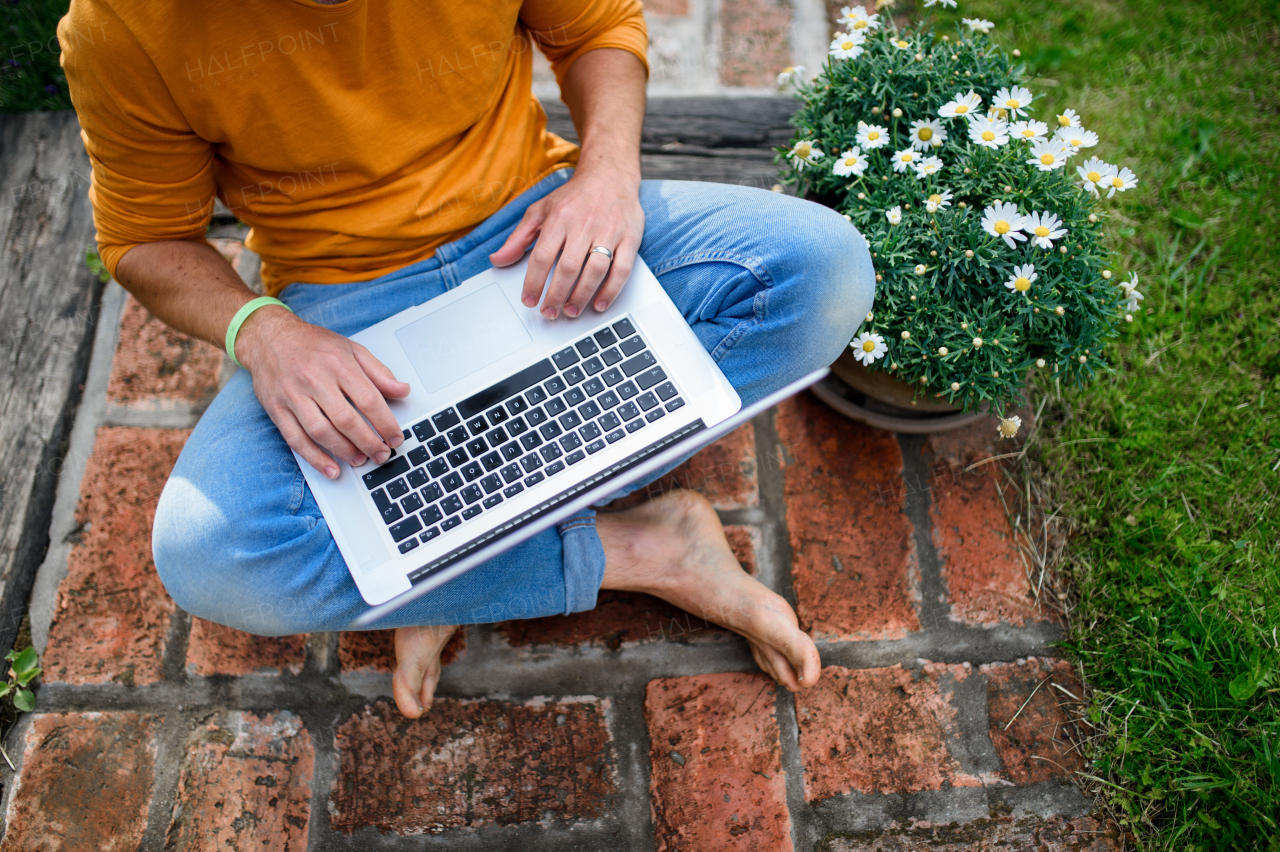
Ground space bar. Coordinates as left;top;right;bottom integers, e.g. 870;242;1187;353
458;359;556;418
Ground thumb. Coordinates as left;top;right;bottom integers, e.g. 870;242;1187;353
489;204;544;267
351;342;410;399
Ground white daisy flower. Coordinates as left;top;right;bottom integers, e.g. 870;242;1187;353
968;114;1009;149
838;6;881;31
891;148;919;173
787;139;824;170
829;31;867;60
886;205;903;225
1077;157;1115;197
998;415;1022;438
776;65;807;88
856;121;890;150
1026;139;1070;171
1004;263;1038;293
1056;108;1081;128
994;85;1034;118
913;156;944;179
939;91;983;119
891;38;912;51
962;18;994;33
1120;272;1144;312
1023;211;1068;249
1010;119;1050;143
922;0;957;7
1107;166;1139;197
981;201;1027;249
851;331;888;365
925;189;953;213
1054;127;1098;153
833;147;870;177
908;119;947;150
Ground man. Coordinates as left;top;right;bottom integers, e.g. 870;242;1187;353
60;0;873;717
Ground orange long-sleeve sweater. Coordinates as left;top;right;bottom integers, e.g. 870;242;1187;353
58;0;648;296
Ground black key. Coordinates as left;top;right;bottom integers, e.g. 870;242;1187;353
500;441;522;461
563;366;586;385
527;407;548;427
487;407;509;426
606;428;625;443
520;432;543;451
407;468;429;488
441;516;461;531
617;381;639;400
636;366;667;390
507;396;529;415
466;416;488;436
656;381;678;401
524;471;545;487
565;449;586;465
540;421;562;440
390;515;423;542
586;439;606;454
447;448;469;468
626;419;646;433
408;446;430;466
421;526;441;542
601;347;622;366
421;505;443;526
559;411;582;430
466;437;488;457
595;328;618;348
599;412;622;431
441;494;463;514
665;397;686;412
602;367;624;386
520;453;543;473
427;458;449;478
462;505;483;520
442;471;464;492
545;397;567;417
541;443;563;462
506;417;528;437
525;385;548;405
612;318;636;338
421;482;443;502
411;419;436;442
483;494;504;509
380;503;403;525
481;451;503;471
560;432;582;452
637;391;659;411
621;350;656;376
598;390;620;410
552;347;579;370
431;408;461;431
427;435;450;456
402;493;424;513
547;376;568;395
620;335;647;356
461;484;483;504
362;456;410;490
485;426;508;446
583;377;605;396
545;460;566;476
582;356;604;376
503;483;525;498
371;488;393;513
447;426;469;446
563;387;586;407
646;408;666;422
576;337;599;356
386;477;410;499
459;359;556;418
579;400;601;420
399;538;419;554
500;463;522;483
403;429;411;441
480;473;502;494
580;422;602;441
461;461;483;482
618;401;640;421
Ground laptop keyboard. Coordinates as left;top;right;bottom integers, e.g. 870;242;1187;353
360;317;687;555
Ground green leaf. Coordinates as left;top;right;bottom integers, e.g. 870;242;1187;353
1229;671;1259;701
13;689;35;712
15;666;41;687
1170;208;1206;229
0;683;11;698
11;647;38;674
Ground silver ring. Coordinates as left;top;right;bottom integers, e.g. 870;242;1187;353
589;245;613;260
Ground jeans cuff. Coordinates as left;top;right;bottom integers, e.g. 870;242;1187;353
557;509;604;615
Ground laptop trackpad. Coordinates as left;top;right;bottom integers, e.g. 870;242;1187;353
395;283;533;394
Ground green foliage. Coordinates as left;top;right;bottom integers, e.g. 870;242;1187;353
1;0;74;114
85;247;110;284
0;647;41;713
779;14;1135;417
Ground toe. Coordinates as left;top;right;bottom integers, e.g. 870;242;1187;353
418;663;441;713
393;667;424;718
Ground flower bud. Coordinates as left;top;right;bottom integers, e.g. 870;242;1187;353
892;107;903;117
964;249;974;258
1055;305;1066;316
1101;270;1112;279
972;337;983;347
1088;213;1098;222
901;330;911;340
866;311;874;321
1078;354;1087;363
1035;358;1046;368
951;382;960;391
938;347;948;356
915;264;926;275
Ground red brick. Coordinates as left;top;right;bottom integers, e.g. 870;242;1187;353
776;395;919;641
107;295;223;407
165;711;314;851
610;423;759;510
329;697;615;833
645;0;690;15
795;663;980;802
645;673;793;852
44;428;187;685
185;617;307;677
338;626;467;674
984;658;1086;785
720;0;793;88
819;815;1121;851
3;712;160;851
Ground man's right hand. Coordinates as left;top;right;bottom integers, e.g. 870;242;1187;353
235;306;410;479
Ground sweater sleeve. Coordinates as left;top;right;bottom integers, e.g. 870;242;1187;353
58;0;216;279
518;0;649;89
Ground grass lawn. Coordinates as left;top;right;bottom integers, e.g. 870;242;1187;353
5;0;1279;848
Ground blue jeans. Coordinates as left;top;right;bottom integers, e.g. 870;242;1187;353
152;171;874;635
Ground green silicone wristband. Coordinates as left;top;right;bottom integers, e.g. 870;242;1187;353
225;296;293;369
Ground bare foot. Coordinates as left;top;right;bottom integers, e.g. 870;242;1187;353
597;490;822;691
392;624;458;718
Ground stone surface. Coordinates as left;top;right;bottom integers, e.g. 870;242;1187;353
719;0;793;88
2;712;161;852
185;618;307;677
609;423;759;510
329;697;615;834
818;815;1121;851
164;711;313;851
338;626;467;674
794;663;979;802
776;395;919;641
984;658;1087;785
106;295;223;407
43;427;187;686
645;673;793;852
646;0;690;14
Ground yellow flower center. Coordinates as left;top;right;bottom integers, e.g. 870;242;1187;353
1015;277;1031;291
1069;137;1083;146
981;130;995;141
1022;129;1036;138
1111;177;1125;187
1087;171;1101;183
1058;114;1071;126
994;220;1011;234
928;194;942;204
842;41;855;50
868;130;880;140
862;340;877;352
901;153;913;161
1040;153;1056;165
1035;225;1050;237
955;105;969;114
853;20;868;29
795;142;812;158
1006;98;1020;108
845;157;857;166
918;128;933;141
897;40;908;48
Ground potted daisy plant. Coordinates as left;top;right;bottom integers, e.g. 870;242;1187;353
777;2;1141;435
